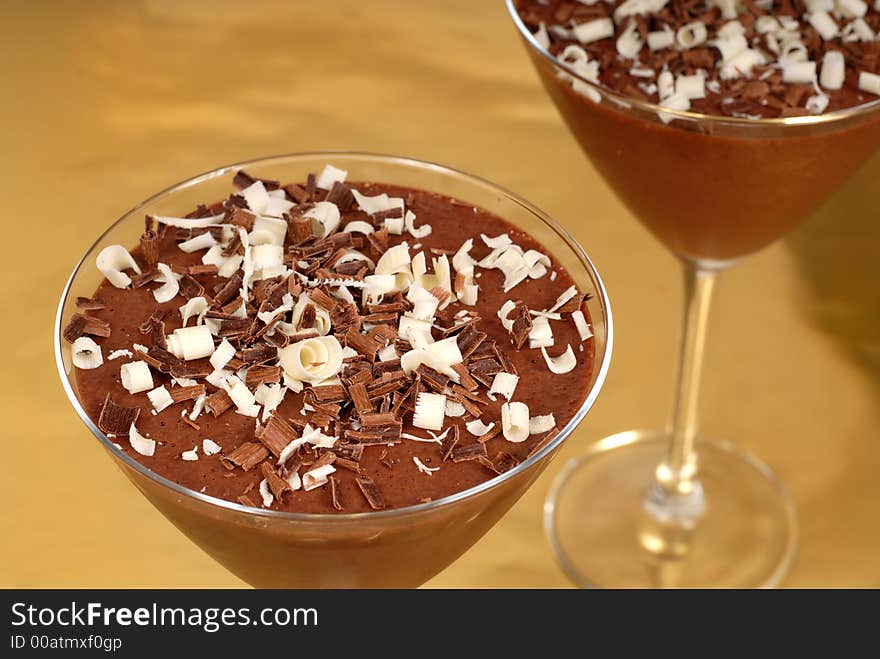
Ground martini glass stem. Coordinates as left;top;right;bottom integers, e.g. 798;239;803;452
645;263;718;522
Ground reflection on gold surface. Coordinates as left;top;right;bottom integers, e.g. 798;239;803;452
787;155;880;386
1;0;879;587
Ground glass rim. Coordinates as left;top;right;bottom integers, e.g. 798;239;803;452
54;151;615;523
506;0;880;128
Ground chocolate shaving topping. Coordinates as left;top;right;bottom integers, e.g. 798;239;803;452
311;452;337;470
297;303;317;331
349;382;373;415
170;362;212;380
218;317;253;338
355;476;386;510
265;332;290;349
187;264;218;276
169;384;206;403
325;181;355;211
333;443;364;461
140;229;159;267
468;357;503;387
329;475;344;511
62;314;87;343
305;173;316;200
343;426;401;445
181;417;200;431
557;293;585;314
97;394;141;436
257;414;299;458
450;390;483;419
75;296;106;311
220;442;269;471
310;384;348;403
244;365;282;387
178;274;205;300
130;269;162;289
213;273;243;307
260;461;292;501
334;457;362;474
451;363;479;391
68;314;111;339
451;442;488;463
415;364;450;393
237;494;258;508
204;389;234;417
233;170;280;191
441;425;461;462
291;218;315;245
510;303;532;350
359;412;400;428
345;327;381;360
475;424;501;444
240;344;277;364
283;183;308;203
308;288;336;311
138;309;164;336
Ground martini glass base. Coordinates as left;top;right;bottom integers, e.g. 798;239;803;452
545;431;798;588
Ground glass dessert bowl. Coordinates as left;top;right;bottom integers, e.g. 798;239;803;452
54;152;613;588
509;0;880;587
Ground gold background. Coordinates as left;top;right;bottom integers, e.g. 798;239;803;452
2;0;879;588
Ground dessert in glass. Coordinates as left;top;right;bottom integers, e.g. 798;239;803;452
55;153;612;588
509;0;880;587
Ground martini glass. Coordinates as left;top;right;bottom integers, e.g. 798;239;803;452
55;152;613;588
509;1;880;587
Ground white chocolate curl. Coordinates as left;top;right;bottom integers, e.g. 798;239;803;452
573;18;614;44
128;423;156;457
202;439;222;456
647;28;674;50
413;392;447;431
676;21;707;49
259;479;274;507
466;419;496;437
529;414;556;435
405;210;431;239
96;245;142;288
209;338;236;371
783;61;817;84
278;336;344;384
302;201;341;238
153;263;180;304
808;11;839;40
541;345;578;375
400;336;463;380
315;164;347;190
572;310;593;342
120;360;154;394
501;402;530;443
489;372;519;401
859;71;880;96
302;464;336;491
179;296;208;327
71;337;103;369
147;385;173;412
167;325;215;361
819;50;846;89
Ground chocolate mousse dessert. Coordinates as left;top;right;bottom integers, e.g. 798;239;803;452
512;0;880;261
63;165;595;513
517;0;880;117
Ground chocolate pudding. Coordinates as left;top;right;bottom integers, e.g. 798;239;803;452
514;0;880;261
63;166;595;514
